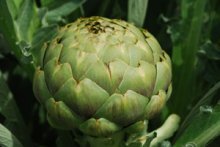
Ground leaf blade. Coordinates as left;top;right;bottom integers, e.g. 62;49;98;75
0;72;33;147
174;103;220;146
0;123;23;147
128;0;149;27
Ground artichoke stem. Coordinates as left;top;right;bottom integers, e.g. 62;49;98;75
72;114;180;147
149;114;180;147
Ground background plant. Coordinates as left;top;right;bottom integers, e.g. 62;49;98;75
0;0;220;146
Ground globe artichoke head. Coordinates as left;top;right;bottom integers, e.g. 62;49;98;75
33;16;172;137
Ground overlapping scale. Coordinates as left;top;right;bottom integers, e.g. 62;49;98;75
44;59;73;94
119;61;156;97
95;90;149;126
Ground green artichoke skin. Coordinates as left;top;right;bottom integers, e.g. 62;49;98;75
33;16;172;137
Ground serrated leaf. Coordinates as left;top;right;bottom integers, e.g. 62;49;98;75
0;0;35;78
128;0;149;27
16;0;39;42
174;103;220;146
0;123;23;147
5;0;22;19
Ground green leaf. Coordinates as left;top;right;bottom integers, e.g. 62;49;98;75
197;41;220;84
174;103;220;146
0;123;23;147
3;0;40;43
174;81;220;141
16;0;39;42
128;0;149;27
169;0;208;116
42;0;86;25
41;0;55;7
5;0;23;20
0;0;21;58
31;24;59;66
0;72;33;146
0;0;35;79
31;25;59;49
198;40;220;60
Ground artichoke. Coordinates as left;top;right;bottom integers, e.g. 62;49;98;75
33;16;172;146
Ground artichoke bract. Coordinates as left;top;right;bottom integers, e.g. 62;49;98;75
33;16;172;144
